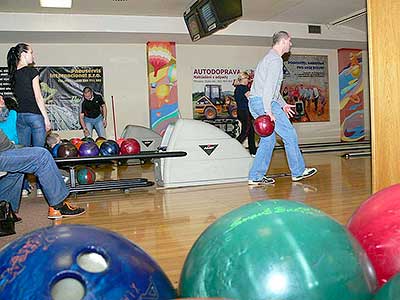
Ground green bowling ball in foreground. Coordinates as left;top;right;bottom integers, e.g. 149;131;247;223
373;273;400;300
179;200;376;300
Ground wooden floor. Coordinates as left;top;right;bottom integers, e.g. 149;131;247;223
61;150;372;287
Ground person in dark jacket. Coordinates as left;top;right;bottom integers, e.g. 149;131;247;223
234;72;256;156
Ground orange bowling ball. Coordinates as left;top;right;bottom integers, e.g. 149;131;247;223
116;138;126;147
70;137;81;146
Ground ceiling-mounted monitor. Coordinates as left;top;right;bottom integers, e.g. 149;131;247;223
184;12;204;42
210;0;242;26
197;1;218;33
184;0;242;41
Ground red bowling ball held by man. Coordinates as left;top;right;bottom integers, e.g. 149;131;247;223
253;115;275;137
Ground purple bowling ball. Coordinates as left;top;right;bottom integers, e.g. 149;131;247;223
78;141;99;157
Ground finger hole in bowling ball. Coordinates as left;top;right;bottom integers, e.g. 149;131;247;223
77;251;108;273
51;274;85;300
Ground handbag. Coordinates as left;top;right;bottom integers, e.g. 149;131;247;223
0;200;16;236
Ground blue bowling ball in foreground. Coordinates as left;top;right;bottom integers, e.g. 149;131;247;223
0;224;176;300
179;200;376;300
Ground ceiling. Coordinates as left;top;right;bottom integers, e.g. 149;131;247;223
0;0;367;48
0;0;367;31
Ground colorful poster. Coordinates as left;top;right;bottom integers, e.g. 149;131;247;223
0;66;104;131
192;68;248;120
192;67;253;137
147;42;179;136
39;66;104;131
338;49;364;141
282;54;330;122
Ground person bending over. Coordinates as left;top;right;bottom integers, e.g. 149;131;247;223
79;87;107;138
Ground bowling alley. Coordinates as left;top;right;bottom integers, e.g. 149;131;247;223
0;0;399;299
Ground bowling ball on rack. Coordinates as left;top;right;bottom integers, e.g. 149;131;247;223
75;140;84;150
253;115;275;137
57;142;78;158
51;143;61;158
78;141;99;157
116;137;126;147
95;137;106;147
99;140;120;156
77;166;96;184
70;137;81;146
82;136;95;143
120;138;141;155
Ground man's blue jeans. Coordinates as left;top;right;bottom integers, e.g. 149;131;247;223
84;115;106;138
0;147;69;211
248;98;305;181
17;113;46;147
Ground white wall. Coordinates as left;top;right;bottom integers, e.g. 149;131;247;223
0;42;370;143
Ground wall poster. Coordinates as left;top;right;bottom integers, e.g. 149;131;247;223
338;48;364;141
192;67;253;137
147;41;179;136
0;66;104;131
282;54;330;122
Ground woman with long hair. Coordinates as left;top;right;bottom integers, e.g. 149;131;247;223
234;71;256;156
7;43;51;147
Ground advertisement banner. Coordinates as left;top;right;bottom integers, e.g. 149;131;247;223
0;66;104;131
39;66;104;131
0;67;12;97
192;68;242;119
147;41;179;136
338;49;364;141
192;67;253;137
282;54;330;122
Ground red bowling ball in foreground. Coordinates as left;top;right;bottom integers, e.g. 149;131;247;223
253;115;275;137
348;184;400;287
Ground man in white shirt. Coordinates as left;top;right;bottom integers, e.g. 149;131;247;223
248;31;317;185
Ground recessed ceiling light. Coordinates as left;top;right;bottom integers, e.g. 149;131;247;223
40;0;72;8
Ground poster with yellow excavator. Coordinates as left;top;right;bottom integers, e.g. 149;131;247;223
338;49;364;142
191;67;253;138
